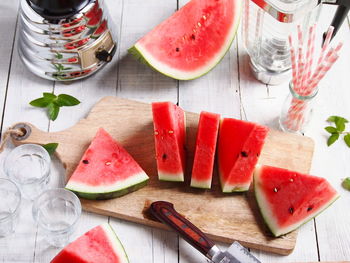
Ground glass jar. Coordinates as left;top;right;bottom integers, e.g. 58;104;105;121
279;81;318;134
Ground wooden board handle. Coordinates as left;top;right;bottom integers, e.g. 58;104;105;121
150;201;215;257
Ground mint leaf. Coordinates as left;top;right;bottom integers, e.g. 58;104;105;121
327;116;348;123
42;143;58;156
56;94;80;106
325;126;338;134
342;177;350;191
344;134;350;148
30;92;80;121
29;97;51;108
43;92;57;101
327;133;339;146
335;118;346;132
48;103;60;121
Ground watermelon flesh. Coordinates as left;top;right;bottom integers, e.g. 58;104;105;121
218;118;268;192
65;128;149;200
129;0;242;80
51;223;129;263
254;165;339;237
191;111;220;189
152;102;186;182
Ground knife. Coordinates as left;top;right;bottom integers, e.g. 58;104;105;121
150;201;261;263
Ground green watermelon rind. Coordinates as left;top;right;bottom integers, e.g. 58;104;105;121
253;166;340;237
190;178;211;189
127;2;242;80
102;223;130;263
158;172;185;182
65;172;149;200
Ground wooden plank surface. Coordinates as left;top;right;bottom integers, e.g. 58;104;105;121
0;0;349;262
11;96;314;255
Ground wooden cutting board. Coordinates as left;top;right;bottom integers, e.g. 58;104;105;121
10;96;314;255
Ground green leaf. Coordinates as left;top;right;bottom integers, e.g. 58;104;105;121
48;103;60;121
327;133;339;146
42;143;58;156
56;94;81;107
62;67;72;71
344;134;350;148
324;126;338;134
43;92;57;101
327;115;348;123
335;118;346;132
29;97;51;108
342;177;350;191
55;53;63;59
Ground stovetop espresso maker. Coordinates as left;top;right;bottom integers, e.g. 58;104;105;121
18;0;117;81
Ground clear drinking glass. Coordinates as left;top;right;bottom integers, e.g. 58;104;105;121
32;188;81;247
279;81;318;134
4;144;51;200
0;178;21;237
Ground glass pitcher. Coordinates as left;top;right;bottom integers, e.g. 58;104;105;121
242;0;344;85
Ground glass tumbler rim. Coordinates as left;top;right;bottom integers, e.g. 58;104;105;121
4;144;51;185
289;81;318;101
0;178;22;222
32;188;82;233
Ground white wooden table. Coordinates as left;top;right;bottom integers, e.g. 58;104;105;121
0;0;350;262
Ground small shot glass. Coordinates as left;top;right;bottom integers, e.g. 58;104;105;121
4;144;51;200
0;178;21;237
32;188;81;247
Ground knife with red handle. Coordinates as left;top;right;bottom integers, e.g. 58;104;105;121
150;201;261;263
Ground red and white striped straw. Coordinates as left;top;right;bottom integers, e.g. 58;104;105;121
316;26;334;69
296;25;304;92
302;24;316;89
307;50;340;94
289;35;298;88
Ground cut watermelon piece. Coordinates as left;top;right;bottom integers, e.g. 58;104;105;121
254;165;339;237
86;8;103;28
190;111;220;189
152;102;186;182
51;223;129;263
91;19;107;39
84;1;100;20
65;128;149;200
129;0;242;80
218;118;268;192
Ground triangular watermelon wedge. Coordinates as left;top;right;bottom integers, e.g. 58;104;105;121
51;223;129;263
65;128;149;200
128;0;242;80
152;102;186;182
218;118;268;192
254;165;339;237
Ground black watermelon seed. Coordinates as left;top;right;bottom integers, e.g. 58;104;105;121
241;151;248;157
289;207;294;214
82;160;89;164
307;206;313;212
256;153;259;157
162;153;167;160
176;47;180;52
191;34;196;40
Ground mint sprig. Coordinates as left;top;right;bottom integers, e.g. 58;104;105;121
30;93;80;121
42;143;59;156
325;115;350;147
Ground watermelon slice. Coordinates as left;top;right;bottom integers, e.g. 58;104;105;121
128;0;242;80
190;111;220;189
65;128;149;200
51;223;129;263
218;118;268;192
254;165;339;237
152;102;186;182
